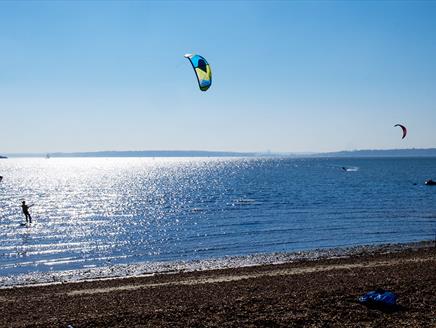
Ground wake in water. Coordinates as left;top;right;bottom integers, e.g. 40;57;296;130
341;166;359;172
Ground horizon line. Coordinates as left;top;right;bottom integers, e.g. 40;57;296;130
2;147;436;158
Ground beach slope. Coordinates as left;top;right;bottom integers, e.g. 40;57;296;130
0;246;435;327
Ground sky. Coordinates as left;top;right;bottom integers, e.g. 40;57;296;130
0;1;436;153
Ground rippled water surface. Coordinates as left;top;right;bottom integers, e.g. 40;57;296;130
0;157;435;276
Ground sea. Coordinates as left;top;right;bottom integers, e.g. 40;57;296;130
0;157;435;284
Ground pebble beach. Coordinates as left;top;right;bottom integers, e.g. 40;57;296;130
1;241;435;327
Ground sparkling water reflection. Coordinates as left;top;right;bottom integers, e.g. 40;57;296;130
0;157;435;276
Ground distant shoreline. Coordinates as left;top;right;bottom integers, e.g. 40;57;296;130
4;148;436;158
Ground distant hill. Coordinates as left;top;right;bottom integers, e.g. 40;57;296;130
26;150;259;158
316;148;436;157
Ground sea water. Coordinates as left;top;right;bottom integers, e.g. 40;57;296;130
0;157;435;279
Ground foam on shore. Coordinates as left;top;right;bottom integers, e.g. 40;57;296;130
0;240;432;288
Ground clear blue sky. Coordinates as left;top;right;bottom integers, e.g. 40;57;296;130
1;1;435;153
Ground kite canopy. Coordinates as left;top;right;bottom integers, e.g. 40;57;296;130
358;289;397;307
184;54;212;91
394;124;407;139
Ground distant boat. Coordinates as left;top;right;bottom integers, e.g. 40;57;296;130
46;154;50;159
0;156;7;159
425;179;436;186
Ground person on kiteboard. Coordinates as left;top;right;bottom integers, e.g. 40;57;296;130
21;201;33;224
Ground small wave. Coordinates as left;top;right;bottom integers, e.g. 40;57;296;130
232;198;258;205
190;208;205;212
420;214;436;218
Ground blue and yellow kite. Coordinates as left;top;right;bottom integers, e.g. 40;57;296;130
184;54;212;91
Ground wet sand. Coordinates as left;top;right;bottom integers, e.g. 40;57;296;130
0;243;435;327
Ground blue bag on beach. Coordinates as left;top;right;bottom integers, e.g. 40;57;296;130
358;289;397;306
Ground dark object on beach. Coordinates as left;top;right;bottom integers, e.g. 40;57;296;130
425;179;436;186
358;289;399;312
0;176;2;182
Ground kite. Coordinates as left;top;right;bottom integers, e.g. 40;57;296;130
394;124;407;139
184;54;212;91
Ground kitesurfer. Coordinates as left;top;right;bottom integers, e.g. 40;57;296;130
21;201;33;224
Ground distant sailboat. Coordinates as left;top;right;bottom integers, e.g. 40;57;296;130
46;154;50;159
